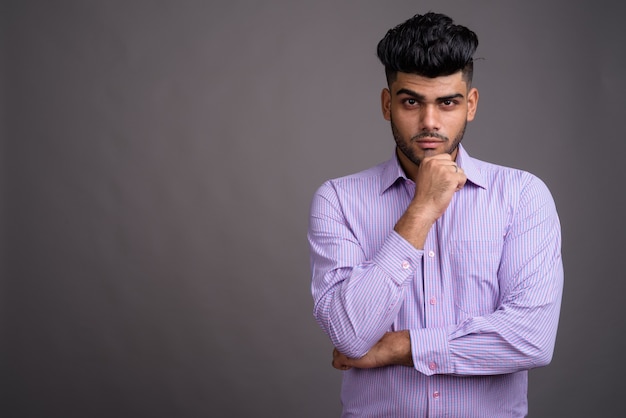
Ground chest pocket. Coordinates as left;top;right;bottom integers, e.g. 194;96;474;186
449;240;502;318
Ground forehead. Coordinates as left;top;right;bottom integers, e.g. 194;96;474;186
391;71;468;96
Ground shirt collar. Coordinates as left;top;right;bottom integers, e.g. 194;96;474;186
456;144;487;189
380;144;487;194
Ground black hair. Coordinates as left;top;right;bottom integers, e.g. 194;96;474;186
376;12;478;85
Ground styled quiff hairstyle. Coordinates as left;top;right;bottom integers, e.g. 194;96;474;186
376;12;478;86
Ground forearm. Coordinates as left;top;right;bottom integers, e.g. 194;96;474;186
332;330;413;370
393;204;434;250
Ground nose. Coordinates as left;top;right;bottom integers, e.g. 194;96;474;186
420;105;440;131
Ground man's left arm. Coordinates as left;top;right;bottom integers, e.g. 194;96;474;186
334;176;564;376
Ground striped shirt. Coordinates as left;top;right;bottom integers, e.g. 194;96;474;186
308;145;563;417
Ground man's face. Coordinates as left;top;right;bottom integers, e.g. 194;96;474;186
381;71;478;176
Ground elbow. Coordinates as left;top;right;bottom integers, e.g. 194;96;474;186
326;310;382;359
533;345;555;368
525;338;556;369
313;299;377;359
329;324;373;359
336;342;370;360
312;312;371;359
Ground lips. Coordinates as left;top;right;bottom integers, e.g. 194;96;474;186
416;139;444;148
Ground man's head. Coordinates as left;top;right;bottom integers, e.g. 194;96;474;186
377;12;478;86
377;13;479;175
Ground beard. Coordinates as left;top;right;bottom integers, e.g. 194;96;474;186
391;116;467;166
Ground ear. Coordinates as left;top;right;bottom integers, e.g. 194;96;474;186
466;87;479;122
381;88;391;121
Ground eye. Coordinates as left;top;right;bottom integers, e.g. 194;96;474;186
440;99;459;109
403;98;418;107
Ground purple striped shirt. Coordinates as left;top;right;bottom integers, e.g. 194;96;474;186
308;145;563;417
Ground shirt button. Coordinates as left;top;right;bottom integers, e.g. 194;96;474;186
429;362;437;370
401;260;410;270
433;391;440;399
428;250;435;258
429;297;437;305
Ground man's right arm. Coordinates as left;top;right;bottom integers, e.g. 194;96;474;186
308;181;421;359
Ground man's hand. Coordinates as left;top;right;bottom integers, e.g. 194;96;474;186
332;331;414;370
394;154;466;249
413;153;466;219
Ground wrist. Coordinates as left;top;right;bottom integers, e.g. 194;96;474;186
406;200;439;225
392;331;413;367
394;206;436;249
380;331;413;367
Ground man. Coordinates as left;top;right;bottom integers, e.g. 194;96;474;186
308;12;563;417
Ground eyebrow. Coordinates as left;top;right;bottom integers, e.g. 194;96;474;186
395;88;465;102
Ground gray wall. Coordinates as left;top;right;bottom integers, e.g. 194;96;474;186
3;1;625;417
1;0;8;406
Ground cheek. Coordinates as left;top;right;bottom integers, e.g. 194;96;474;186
444;113;468;131
461;105;474;122
392;111;419;131
395;122;418;140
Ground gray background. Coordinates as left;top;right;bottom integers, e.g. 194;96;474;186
2;1;625;417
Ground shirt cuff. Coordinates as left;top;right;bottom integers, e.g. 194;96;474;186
410;327;451;376
371;230;423;286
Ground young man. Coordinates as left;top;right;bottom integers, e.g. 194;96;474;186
308;12;563;417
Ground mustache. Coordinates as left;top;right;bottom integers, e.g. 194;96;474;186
411;132;449;141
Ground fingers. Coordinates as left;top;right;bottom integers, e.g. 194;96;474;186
422;153;459;168
425;153;454;161
419;156;466;186
432;158;465;184
450;163;466;174
452;164;467;190
332;348;352;371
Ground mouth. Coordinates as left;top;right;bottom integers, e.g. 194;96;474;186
415;138;445;149
413;132;447;143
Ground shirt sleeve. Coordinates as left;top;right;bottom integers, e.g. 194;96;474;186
308;180;423;359
410;175;563;376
